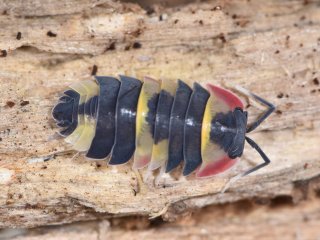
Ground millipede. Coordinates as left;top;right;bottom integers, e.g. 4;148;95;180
52;75;275;178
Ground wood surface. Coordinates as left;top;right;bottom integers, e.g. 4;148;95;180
0;0;319;238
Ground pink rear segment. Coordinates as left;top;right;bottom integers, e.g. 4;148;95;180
196;156;238;178
196;84;243;178
133;155;151;169
206;84;244;110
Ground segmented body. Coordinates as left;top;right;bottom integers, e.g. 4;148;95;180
52;76;247;178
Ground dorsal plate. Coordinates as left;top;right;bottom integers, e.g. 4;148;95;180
148;78;176;171
72;80;99;152
197;85;243;178
133;77;160;169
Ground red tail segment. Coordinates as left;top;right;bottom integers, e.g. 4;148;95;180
206;84;244;110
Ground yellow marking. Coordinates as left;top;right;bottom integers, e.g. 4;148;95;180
136;88;147;137
160;78;177;95
148;78;177;170
199;88;232;175
72;80;99;152
69;82;86;104
201;96;212;153
149;140;168;170
134;77;160;169
65;123;85;145
82;80;99;96
200;88;229;157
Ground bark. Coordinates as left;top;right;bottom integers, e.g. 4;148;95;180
0;0;319;233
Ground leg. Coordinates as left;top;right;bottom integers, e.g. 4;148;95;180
246;92;275;133
134;169;148;194
242;136;270;176
220;136;271;193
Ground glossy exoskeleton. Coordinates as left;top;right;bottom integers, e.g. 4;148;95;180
52;76;275;178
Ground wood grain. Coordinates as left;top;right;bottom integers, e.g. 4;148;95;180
3;176;320;239
0;0;319;229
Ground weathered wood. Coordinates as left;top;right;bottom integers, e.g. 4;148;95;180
0;0;121;16
3;177;320;239
0;0;319;229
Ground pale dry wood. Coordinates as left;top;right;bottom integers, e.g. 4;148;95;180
0;0;121;16
0;0;319;229
4;178;320;240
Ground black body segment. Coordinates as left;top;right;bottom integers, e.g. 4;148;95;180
53;100;73;127
83;95;99;118
153;90;174;144
148;79;176;171
55;99;73;128
89;95;98;118
228;109;247;158
166;80;192;173
210;111;236;153
145;93;159;138
210;109;247;159
58;96;71;103
78;103;85;115
183;83;210;176
109;76;142;165
64;89;79;99
59;117;78;136
57;119;72;128
86;76;120;159
53;91;75;127
53;89;80;136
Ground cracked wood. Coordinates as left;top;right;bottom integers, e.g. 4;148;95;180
0;0;319;228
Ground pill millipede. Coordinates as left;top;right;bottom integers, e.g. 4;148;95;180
52;75;275;178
